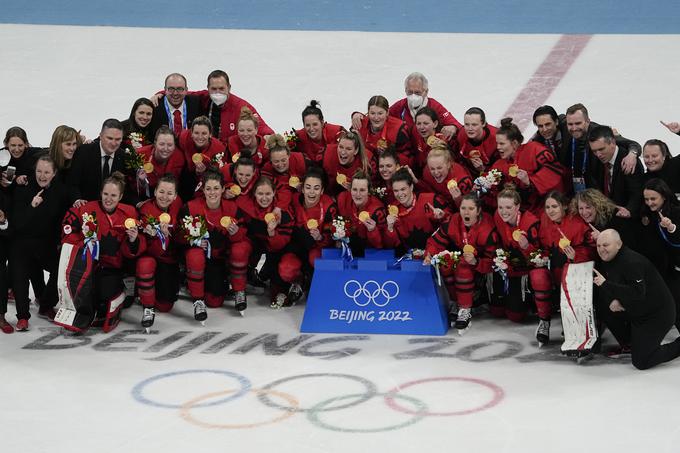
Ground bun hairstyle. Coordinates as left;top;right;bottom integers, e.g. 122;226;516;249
497;186;521;205
238;106;259;128
498;117;523;143
266;133;290;155
104;171;127;194
301;100;324;123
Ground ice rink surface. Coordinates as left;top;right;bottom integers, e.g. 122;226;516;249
2;18;680;453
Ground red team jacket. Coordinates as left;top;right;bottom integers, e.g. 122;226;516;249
177;129;227;173
291;193;338;249
195;91;274;144
383;192;449;251
322;144;375;196
456;124;499;174
134;144;185;197
538;213;595;270
226;134;270;168
358;116;412;166
138;197;183;264
336;191;386;249
418;163;473;210
237;195;294;253
389;97;462;131
294;123;345;163
493;209;541;275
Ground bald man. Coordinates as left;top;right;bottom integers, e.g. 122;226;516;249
593;229;680;370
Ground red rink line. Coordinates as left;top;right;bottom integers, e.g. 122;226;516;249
502;34;592;133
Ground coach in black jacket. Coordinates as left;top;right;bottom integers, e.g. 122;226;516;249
66;118;128;205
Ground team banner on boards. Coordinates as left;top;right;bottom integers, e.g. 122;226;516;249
300;249;449;336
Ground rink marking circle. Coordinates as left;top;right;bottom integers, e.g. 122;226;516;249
180;389;299;429
257;373;378;412
132;369;251;409
306;392;427;433
384;377;504;416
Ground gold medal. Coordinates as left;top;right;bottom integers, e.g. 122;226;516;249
558;237;571;249
192;153;203;164
463;244;476;254
232;153;240;163
358;211;370;222
124;218;137;229
307;219;319;230
377;138;388;150
469;149;481;159
336;173;347;185
388;205;399;216
264;213;276;224
512;229;524;242
446;179;458;190
289;176;300;188
158;213;171;224
143;162;154;174
508;165;519;177
230;185;242;196
220;216;232;228
426;135;438;147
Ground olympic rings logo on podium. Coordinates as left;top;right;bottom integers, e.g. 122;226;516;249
343;280;400;307
131;369;505;433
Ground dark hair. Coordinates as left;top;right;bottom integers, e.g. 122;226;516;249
101;118;124;132
128;98;154;130
367;95;389;112
207;69;230;86
253;176;276;192
390;167;415;187
232;156;256;173
497;118;523;143
157;173;178;190
378;146;399;164
3;126;29;147
642;178;679;217
202;168;224;187
465;107;487;124
191;116;213;134
103;171;126;194
587;125;615;144
532;105;558;125
460;193;482;210
566;103;589;120
545;190;570;208
302;166;327;189
351;170;373;191
415;106;439;124
35;154;57;173
643;139;671;159
302;100;324;123
154;125;175;142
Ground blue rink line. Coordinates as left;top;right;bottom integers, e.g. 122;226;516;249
2;0;680;34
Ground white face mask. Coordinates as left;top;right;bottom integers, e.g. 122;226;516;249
407;94;425;110
210;93;228;106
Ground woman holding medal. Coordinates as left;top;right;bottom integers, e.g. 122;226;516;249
374;148;401;205
538;190;595;300
355;95;412;167
492;188;554;345
261;133;308;205
411;107;457;172
238;176;296;308
177;116;227;201
322;131;373;196
132;126;185;204
336;170;387;256
226;107;269;168
418;145;473;211
58;172;145;333
425;194;497;333
488;118;565;215
179;169;252;317
135;174;183;330
639;178;680;324
456;107;499;177
279;167;338;302
383;168;449;256
221;156;259;201
293;100;346;164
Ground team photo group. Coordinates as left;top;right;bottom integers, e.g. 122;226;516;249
1;69;680;370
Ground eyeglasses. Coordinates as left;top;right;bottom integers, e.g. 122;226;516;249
166;87;186;93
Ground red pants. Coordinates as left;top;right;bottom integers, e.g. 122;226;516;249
279;247;322;284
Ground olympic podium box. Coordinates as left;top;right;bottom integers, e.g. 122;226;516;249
300;249;450;336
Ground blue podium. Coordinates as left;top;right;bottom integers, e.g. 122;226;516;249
300;249;450;335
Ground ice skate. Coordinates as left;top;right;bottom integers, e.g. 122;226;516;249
234;291;247;316
141;307;155;333
536;319;551;348
193;300;207;326
288;283;303;304
247;267;267;292
455;308;471;335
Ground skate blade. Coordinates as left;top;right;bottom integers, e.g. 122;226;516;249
144;327;151;334
200;321;206;327
238;310;245;317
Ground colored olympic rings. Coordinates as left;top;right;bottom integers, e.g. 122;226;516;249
180;389;299;429
132;370;505;432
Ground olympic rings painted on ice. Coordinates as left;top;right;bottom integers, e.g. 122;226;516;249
385;377;505;416
307;392;426;433
132;369;251;409
343;279;400;307
131;370;505;432
180;389;299;429
258;373;378;412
